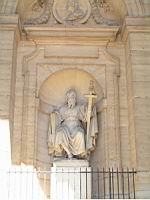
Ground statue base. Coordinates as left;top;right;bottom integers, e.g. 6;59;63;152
51;159;91;200
53;158;89;167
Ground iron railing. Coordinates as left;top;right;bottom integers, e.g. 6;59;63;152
0;168;136;200
91;168;136;199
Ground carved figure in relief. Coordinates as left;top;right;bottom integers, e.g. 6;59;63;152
90;0;119;25
65;0;85;21
48;83;98;159
25;0;54;25
24;0;119;26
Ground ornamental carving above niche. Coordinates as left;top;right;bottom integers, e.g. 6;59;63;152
53;0;91;24
25;0;119;26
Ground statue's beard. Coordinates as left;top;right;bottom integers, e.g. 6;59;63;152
68;102;75;109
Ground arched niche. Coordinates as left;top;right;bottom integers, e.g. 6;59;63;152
39;68;103;106
33;68;104;198
37;69;104;168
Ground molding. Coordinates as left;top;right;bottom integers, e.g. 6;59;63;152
121;16;150;43
0;14;21;42
0;14;19;23
22;46;44;75
23;25;119;44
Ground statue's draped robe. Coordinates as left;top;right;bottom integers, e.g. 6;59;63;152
48;104;98;156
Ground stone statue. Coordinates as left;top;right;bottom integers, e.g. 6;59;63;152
48;83;98;160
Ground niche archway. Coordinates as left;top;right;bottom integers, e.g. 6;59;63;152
37;68;104;168
36;68;104;197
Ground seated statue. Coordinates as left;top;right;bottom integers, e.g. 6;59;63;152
48;88;98;159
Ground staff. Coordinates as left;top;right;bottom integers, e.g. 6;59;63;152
85;81;97;150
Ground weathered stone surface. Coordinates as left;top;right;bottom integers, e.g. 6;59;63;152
0;0;150;198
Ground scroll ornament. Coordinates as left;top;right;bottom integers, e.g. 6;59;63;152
25;0;54;25
89;0;119;25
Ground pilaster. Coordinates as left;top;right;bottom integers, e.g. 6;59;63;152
0;14;20;162
121;16;150;198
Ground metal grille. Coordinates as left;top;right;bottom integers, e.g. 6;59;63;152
91;168;136;199
0;168;136;200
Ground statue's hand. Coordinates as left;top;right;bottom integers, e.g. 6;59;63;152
53;108;59;115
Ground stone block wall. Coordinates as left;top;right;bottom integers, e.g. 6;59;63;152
0;0;150;198
0;30;15;119
122;17;150;198
0;14;19;164
0;0;17;14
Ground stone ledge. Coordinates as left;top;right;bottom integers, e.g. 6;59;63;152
23;26;119;43
121;16;150;43
0;14;21;42
0;14;19;24
53;159;89;167
124;16;150;27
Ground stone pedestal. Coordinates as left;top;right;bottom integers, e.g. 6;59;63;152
51;159;91;200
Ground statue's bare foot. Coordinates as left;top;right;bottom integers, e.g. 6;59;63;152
68;154;73;160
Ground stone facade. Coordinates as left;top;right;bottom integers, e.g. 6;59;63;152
0;0;150;198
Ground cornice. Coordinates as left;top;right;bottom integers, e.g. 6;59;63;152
23;25;119;45
121;16;150;43
0;14;21;42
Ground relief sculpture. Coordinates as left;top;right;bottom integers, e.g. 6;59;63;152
90;0;119;25
53;0;91;24
65;0;85;22
25;0;54;25
24;0;119;26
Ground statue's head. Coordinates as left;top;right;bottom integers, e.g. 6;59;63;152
66;89;77;109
